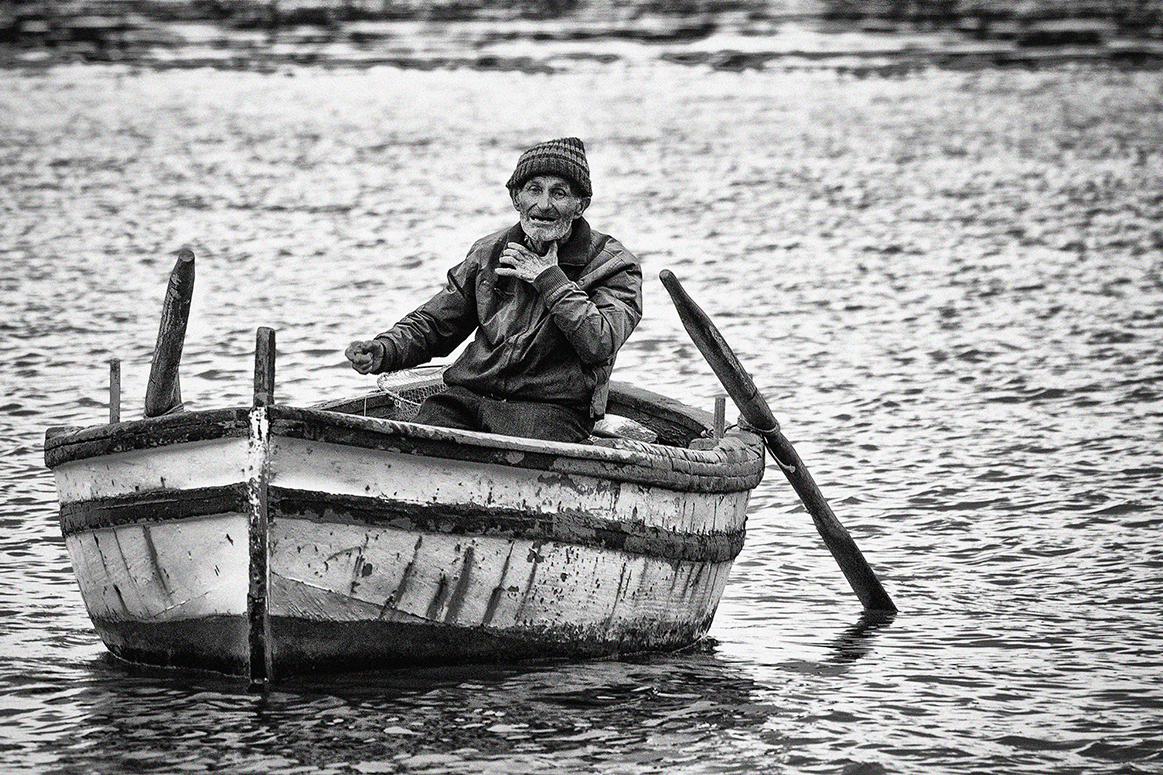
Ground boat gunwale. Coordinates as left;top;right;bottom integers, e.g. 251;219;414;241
272;405;762;493
45;388;764;494
44;407;250;469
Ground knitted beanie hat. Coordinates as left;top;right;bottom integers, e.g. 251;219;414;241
506;137;592;198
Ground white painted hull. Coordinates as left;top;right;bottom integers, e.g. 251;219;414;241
52;431;253;673
45;387;765;679
265;433;745;670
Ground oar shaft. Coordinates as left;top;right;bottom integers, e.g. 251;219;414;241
759;427;896;612
660;271;778;432
660;269;896;613
144;249;195;417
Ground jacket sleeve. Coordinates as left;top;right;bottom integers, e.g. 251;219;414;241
373;259;479;372
532;247;643;367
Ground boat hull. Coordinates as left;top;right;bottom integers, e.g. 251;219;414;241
53;421;253;672
46;386;765;678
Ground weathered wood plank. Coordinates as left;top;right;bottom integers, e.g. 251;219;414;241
44;409;250;469
268;515;733;662
267;434;754;535
64;513;248;622
268;406;763;494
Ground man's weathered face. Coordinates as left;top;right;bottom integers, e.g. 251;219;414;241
512;175;589;245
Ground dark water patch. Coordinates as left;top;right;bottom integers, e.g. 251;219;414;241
1086;501;1153;517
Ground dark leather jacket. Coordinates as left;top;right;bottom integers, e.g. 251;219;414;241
374;218;642;418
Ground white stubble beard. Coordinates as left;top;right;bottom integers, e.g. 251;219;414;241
519;213;574;250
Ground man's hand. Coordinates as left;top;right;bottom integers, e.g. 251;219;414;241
345;340;385;374
497;240;558;283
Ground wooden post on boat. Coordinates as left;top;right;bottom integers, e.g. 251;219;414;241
713;395;726;439
108;358;120;424
248;327;275;690
253;326;276;408
144;249;195;417
660;269;896;613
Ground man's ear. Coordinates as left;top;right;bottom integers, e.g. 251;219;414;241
575;197;591;218
510;188;520;209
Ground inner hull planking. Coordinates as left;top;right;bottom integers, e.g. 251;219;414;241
45;383;765;680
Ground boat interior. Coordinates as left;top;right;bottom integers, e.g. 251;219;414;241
311;369;717;450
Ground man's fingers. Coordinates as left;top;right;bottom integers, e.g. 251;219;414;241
345;341;382;374
504;242;534;259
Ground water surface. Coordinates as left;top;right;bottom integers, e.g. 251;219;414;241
1;61;1161;774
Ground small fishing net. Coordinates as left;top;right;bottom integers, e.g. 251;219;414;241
375;365;448;421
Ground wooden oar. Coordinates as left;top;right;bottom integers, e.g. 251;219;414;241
660;269;896;613
144;249;195;417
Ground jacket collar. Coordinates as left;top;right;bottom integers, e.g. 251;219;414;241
508;217;592;266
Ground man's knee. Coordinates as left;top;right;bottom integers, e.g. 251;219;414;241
412;391;477;431
507;404;592;443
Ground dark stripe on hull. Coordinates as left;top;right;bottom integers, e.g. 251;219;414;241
91;615;249;675
90;612;715;677
267;612;717;676
272;489;745;564
59;485;247;537
61;486;744;564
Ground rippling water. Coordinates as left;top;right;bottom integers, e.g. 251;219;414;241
2;59;1162;774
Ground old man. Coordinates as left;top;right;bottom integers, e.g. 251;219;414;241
345;137;643;443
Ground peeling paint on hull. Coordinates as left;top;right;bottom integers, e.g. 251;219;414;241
45;383;765;680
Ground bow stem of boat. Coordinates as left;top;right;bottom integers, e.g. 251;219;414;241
248;327;276;689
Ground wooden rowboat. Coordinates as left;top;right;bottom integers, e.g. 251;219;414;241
44;251;894;685
45;346;765;682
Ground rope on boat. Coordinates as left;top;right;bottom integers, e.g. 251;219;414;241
737;419;796;474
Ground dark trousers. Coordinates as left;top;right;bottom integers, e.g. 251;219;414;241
412;386;594;443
